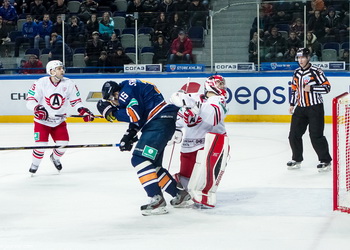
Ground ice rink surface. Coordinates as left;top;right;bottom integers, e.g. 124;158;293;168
1;122;350;250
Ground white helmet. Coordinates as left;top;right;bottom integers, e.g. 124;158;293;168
204;75;227;98
46;60;64;76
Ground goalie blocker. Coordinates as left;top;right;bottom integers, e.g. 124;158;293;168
188;132;229;208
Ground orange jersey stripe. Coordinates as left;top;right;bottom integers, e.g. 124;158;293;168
147;101;166;121
127;107;139;122
139;172;158;185
158;175;170;188
305;91;310;106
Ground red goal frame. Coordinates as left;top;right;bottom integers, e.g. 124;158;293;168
333;92;350;213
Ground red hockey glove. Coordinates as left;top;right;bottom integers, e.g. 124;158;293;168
183;108;202;127
78;107;95;122
34;105;49;120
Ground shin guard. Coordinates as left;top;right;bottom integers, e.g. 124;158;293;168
188;133;229;208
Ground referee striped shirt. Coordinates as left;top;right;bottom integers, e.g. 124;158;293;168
290;64;331;107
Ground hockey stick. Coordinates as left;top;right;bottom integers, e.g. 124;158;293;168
167;142;176;171
55;114;104;118
0;143;120;151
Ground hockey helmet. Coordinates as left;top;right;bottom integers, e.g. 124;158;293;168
204;75;227;98
46;60;64;76
296;48;311;58
101;81;121;100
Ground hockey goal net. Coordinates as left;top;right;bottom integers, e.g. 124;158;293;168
333;92;350;213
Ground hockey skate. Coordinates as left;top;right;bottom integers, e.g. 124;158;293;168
50;154;62;172
170;189;192;208
29;164;39;176
317;162;331;172
287;160;302;170
140;194;168;216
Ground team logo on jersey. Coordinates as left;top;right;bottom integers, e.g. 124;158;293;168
45;94;66;110
34;132;39;141
303;76;311;84
142;145;158;160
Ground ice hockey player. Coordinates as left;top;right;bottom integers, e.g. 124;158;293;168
287;47;332;172
169;75;229;208
26;60;95;175
96;80;191;216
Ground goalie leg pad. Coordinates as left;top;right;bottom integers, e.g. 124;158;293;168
188;133;229;208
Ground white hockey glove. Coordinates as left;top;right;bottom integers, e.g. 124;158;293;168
170;91;202;116
167;129;183;146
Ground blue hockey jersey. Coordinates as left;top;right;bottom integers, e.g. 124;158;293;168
113;79;178;129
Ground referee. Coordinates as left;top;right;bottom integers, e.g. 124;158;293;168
287;47;332;172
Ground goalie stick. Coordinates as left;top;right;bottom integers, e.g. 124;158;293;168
0;143;120;151
167;81;201;170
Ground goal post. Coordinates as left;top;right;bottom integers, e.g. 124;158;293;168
333;92;350;213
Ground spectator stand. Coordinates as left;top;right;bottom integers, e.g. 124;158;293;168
140;46;154;64
188;26;205;48
114;0;128;13
40;48;51;66
120;27;135;48
322;42;340;60
124;46;137;63
137;27;153;49
67;1;81;15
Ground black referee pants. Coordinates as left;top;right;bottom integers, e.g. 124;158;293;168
288;104;332;163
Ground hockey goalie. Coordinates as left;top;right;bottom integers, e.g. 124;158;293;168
170;75;229;208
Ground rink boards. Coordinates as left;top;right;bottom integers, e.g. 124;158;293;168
0;72;349;123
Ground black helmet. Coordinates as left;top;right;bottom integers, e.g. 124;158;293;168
101;81;121;100
296;48;310;58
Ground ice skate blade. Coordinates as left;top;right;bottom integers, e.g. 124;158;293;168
287;164;301;170
192;200;214;209
172;200;194;208
318;167;332;173
141;207;168;216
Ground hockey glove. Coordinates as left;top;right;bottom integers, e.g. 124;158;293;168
78;107;95;122
167;129;183;146
34;105;49;120
119;128;138;151
190;101;202;115
183;108;202;127
97;100;118;122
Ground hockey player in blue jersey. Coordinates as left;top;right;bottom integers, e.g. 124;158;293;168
97;79;191;215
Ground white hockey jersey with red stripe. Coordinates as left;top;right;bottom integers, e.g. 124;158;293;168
177;93;227;153
26;76;84;127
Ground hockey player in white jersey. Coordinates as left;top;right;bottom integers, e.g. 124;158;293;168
170;75;229;208
26;60;95;175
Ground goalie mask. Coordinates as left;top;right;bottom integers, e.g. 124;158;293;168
101;81;121;100
204;75;227;98
46;60;64;76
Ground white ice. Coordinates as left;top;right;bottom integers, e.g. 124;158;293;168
1;122;350;250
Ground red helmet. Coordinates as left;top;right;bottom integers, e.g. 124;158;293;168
204;75;227;97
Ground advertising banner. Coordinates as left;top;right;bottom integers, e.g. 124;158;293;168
165;64;205;72
261;61;345;71
123;64;162;73
1;74;348;120
215;63;255;72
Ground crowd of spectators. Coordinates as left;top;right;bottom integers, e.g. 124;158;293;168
0;0;210;73
249;0;350;63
